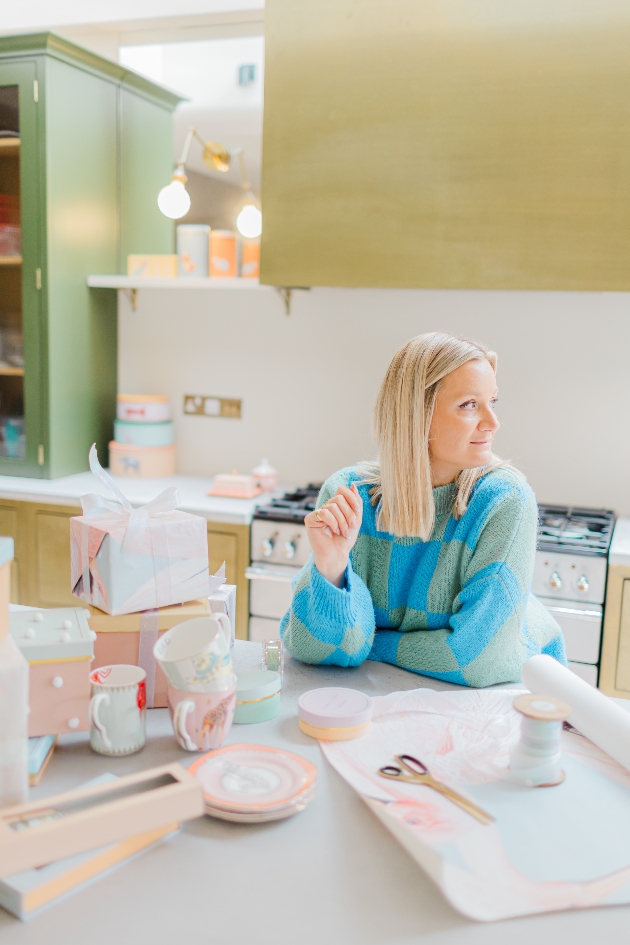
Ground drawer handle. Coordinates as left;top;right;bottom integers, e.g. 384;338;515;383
52;676;64;688
67;717;80;729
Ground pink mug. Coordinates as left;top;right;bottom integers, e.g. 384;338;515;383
168;677;236;752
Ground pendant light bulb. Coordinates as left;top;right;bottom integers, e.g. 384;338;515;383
236;202;262;239
157;173;191;220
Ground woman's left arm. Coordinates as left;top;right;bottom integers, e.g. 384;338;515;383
369;480;566;687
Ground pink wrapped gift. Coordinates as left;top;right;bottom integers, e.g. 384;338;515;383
71;446;210;616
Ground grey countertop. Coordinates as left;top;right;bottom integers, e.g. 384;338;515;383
0;472;276;525
2;642;628;945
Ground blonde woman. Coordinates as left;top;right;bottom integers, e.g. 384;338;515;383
280;332;565;688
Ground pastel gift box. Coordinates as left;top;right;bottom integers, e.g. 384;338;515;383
127;255;178;278
89;598;212;709
297;687;373;740
0;536;12;642
233;670;282;723
117;395;171;424
71;446;209;616
114;420;174;448
208;582;237;646
0;635;28;808
208;473;262;499
108;441;176;478
0;763;204;878
9;608;94;738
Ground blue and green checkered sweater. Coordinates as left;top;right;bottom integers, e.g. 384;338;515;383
280;466;566;688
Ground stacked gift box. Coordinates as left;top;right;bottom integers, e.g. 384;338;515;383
109;394;175;478
70;445;236;707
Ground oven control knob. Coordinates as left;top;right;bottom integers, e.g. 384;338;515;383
576;575;590;593
549;571;563;589
282;540;297;560
261;538;275;558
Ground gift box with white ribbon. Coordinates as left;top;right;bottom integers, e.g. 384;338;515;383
70;446;210;616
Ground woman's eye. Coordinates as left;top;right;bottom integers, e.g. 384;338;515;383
459;401;476;409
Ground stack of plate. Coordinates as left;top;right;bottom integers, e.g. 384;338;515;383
188;743;317;823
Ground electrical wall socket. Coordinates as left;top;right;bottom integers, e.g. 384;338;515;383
183;395;242;419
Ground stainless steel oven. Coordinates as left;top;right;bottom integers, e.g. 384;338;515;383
246;487;318;642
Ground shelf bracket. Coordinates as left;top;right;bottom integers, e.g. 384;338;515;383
274;286;310;316
121;288;138;311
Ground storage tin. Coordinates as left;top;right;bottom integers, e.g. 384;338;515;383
297;687;373;740
108;442;175;477
234;670;281;723
209;230;237;278
114;419;174;447
177;224;210;278
117;395;171;423
241;238;260;279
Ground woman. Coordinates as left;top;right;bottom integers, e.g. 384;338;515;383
280;332;565;687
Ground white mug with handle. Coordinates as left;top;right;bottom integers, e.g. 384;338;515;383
154;614;233;692
89;664;147;756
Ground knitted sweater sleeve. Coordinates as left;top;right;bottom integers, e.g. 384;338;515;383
280;474;376;667
369;479;566;687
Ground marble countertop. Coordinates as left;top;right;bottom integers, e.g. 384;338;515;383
0;472;276;525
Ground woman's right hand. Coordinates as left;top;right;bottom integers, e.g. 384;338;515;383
304;483;363;587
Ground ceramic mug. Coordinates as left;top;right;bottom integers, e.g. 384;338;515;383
154;614;233;692
89;664;146;756
168;676;237;751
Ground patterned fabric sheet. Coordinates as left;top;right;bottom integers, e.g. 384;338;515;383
321;688;630;921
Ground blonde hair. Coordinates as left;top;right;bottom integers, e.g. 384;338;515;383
360;332;510;540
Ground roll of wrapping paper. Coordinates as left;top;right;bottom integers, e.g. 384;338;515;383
521;655;630;773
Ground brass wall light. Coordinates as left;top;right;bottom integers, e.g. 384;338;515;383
158;126;261;237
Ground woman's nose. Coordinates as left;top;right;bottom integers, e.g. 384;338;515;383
480;406;500;432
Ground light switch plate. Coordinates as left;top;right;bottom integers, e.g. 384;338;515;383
183;395;242;419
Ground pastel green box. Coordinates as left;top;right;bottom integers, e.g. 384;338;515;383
234;670;281;723
114;420;174;447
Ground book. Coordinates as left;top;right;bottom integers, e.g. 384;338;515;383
0;774;179;920
27;735;57;786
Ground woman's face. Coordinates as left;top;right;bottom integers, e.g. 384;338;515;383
428;358;500;486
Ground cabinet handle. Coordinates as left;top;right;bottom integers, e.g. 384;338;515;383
52;676;63;688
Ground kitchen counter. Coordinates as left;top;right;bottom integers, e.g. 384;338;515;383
0;472;275;525
5;642;629;945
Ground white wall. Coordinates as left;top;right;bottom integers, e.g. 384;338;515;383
118;286;630;514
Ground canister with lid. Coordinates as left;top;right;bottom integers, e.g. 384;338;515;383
234;670;281;723
297;687;373;740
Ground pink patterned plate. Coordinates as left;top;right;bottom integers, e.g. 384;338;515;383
189;743;317;812
205;786;316;823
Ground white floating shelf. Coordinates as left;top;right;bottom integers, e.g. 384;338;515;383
87;275;271;290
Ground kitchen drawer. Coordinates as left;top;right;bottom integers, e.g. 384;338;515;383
28;659;92;737
538;598;602;664
248;566;295;620
249;616;282;643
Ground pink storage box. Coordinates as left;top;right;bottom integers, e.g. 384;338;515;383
71;446;210;616
9;607;94;737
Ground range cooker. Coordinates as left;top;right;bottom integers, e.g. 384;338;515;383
533;504;615;686
246;488;616;686
246;486;320;642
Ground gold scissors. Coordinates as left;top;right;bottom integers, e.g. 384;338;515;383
378;754;494;825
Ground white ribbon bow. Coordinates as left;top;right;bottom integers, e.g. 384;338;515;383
81;444;180;553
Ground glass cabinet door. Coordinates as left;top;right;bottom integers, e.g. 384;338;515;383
0;85;24;460
0;63;42;477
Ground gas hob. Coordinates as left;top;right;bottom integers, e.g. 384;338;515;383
254;485;322;524
537;505;614;558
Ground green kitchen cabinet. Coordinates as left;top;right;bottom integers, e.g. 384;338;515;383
0;33;180;478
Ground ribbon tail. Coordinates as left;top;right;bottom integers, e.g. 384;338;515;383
89;444;133;512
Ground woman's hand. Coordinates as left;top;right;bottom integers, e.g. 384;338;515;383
304;483;363;587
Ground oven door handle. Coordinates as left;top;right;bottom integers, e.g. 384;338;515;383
543;605;602;619
245;566;298;583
